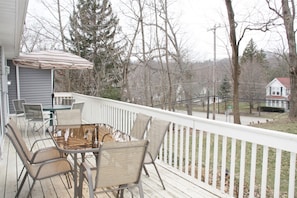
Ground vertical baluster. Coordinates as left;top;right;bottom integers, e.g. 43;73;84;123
274;149;282;197
288;152;296;197
229;138;236;196
212;134;219;188
220;136;227;193
261;146;268;198
205;132;211;184
249;143;257;197
238;140;246;197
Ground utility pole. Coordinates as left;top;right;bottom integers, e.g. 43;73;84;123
208;24;220;120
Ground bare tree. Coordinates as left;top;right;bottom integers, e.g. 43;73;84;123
224;0;241;124
266;0;297;119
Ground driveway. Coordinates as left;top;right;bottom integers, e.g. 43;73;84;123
176;110;271;126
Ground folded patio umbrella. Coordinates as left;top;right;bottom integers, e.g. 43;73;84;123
13;50;93;69
13;50;94;106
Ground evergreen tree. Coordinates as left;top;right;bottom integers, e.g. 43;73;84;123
68;0;123;98
218;75;231;100
218;75;231;111
240;39;267;113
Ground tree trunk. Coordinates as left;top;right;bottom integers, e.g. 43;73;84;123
282;0;297;119
164;0;173;111
225;0;241;124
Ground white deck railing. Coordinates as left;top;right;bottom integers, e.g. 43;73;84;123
56;92;297;197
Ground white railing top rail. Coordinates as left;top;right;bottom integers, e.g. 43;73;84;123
69;92;297;153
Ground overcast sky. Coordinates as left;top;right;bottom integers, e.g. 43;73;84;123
111;0;285;61
28;0;286;62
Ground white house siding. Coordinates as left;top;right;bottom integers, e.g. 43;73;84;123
265;78;289;110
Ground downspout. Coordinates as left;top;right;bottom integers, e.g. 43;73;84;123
0;47;11;160
0;47;3;160
0;47;9;160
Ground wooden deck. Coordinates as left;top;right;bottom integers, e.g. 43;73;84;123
0;123;220;198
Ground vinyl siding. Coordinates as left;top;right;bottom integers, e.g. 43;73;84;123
8;65;52;112
19;67;52;105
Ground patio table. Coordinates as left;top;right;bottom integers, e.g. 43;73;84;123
49;123;129;197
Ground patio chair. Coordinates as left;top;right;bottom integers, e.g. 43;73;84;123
12;99;26;126
5;126;73;198
55;109;83;160
6;119;71;187
71;101;85;114
79;140;149;198
61;98;75;105
55;109;82;129
23;103;52;137
143;119;170;190
130;113;152;140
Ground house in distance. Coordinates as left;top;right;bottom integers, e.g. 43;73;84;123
265;77;290;111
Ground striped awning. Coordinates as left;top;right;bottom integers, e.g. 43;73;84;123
13;50;93;69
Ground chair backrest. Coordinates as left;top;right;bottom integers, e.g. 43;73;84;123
55;109;81;129
61;98;75;105
145;119;170;162
12;99;26;114
6;125;72;184
95;140;149;189
71;102;84;113
6;119;32;161
6;124;32;173
23;103;44;121
130;113;152;139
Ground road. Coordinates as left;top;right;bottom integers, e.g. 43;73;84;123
175;110;271;126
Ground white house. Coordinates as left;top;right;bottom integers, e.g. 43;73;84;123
265;77;290;110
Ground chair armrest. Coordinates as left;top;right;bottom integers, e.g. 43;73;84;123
30;138;54;151
30;147;62;163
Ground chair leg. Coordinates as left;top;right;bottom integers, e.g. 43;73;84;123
17;166;25;182
152;161;166;190
143;165;149;176
16;171;29;198
25;122;28;137
27;178;37;198
43;123;45;137
138;181;144;198
65;173;72;189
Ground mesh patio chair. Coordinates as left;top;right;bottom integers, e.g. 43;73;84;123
5;125;73;198
55;109;82;130
130;113;152;140
71;102;85;114
12;99;26;126
55;109;83;160
61;98;75;105
23;103;52;137
79;140;149;198
6;119;71;188
143;119;170;190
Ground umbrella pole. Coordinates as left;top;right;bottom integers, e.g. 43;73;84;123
52;69;55;107
51;93;54;107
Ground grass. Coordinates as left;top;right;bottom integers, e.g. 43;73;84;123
251;112;297;135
